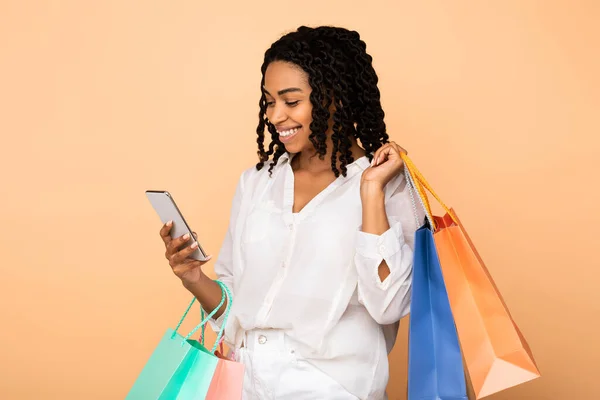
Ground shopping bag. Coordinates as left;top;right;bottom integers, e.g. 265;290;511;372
402;154;540;399
205;354;245;400
198;303;245;400
406;166;468;400
126;280;239;399
407;220;470;400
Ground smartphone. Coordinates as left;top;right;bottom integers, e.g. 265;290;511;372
145;190;209;261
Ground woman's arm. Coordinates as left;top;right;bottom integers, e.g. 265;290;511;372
355;176;419;325
355;143;421;325
184;270;229;319
360;182;393;281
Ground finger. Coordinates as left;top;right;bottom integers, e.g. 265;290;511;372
170;240;199;265
171;242;212;266
372;143;391;167
172;259;208;276
388;143;403;160
371;145;384;166
159;220;173;245
192;231;198;239
389;141;408;156
391;144;405;167
166;232;192;257
376;144;396;166
172;260;201;276
388;145;405;167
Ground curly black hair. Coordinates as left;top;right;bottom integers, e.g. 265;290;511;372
255;25;390;177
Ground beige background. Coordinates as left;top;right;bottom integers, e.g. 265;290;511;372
1;1;599;399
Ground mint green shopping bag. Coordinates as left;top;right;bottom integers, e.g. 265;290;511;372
126;281;232;400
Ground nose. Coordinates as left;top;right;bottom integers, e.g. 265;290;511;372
267;102;287;126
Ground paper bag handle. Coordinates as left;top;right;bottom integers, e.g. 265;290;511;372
400;153;458;230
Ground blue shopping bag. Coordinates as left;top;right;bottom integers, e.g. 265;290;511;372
407;219;468;400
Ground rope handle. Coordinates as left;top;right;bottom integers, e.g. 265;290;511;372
400;153;458;229
198;281;233;354
170;280;230;353
171;292;223;341
199;330;225;356
404;163;430;229
209;282;232;353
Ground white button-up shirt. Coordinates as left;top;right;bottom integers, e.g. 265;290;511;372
209;153;422;399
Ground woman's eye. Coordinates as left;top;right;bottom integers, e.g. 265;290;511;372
265;100;299;107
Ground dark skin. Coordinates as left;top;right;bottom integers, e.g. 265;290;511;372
160;61;407;319
289;144;365;213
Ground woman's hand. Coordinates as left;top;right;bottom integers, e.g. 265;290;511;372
160;221;212;287
361;142;407;196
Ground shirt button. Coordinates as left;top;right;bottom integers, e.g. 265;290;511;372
258;335;267;344
379;245;386;253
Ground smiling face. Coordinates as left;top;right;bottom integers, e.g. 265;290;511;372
263;61;315;154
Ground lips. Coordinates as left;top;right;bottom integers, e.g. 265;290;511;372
278;126;301;143
277;126;301;137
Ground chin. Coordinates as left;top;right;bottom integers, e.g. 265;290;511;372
281;143;300;154
276;139;295;153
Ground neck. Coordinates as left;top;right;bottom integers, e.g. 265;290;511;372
293;135;366;173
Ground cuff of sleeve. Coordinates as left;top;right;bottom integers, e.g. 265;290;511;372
201;305;226;332
200;280;232;331
356;220;404;260
213;306;227;323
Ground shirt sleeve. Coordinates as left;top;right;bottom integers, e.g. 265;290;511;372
202;170;247;331
354;172;423;325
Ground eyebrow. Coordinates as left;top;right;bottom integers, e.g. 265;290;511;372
263;87;303;96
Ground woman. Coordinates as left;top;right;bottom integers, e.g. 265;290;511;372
160;26;421;399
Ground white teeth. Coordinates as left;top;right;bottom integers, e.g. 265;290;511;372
278;127;299;137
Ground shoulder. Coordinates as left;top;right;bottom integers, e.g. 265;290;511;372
237;155;289;192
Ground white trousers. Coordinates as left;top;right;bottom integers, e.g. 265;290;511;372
234;329;359;400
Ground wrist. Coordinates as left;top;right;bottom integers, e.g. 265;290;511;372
182;271;208;295
360;180;385;201
361;193;389;236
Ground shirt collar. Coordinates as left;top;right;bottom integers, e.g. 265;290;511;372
278;152;371;171
278;152;293;164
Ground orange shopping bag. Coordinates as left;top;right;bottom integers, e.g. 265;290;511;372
402;154;540;399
